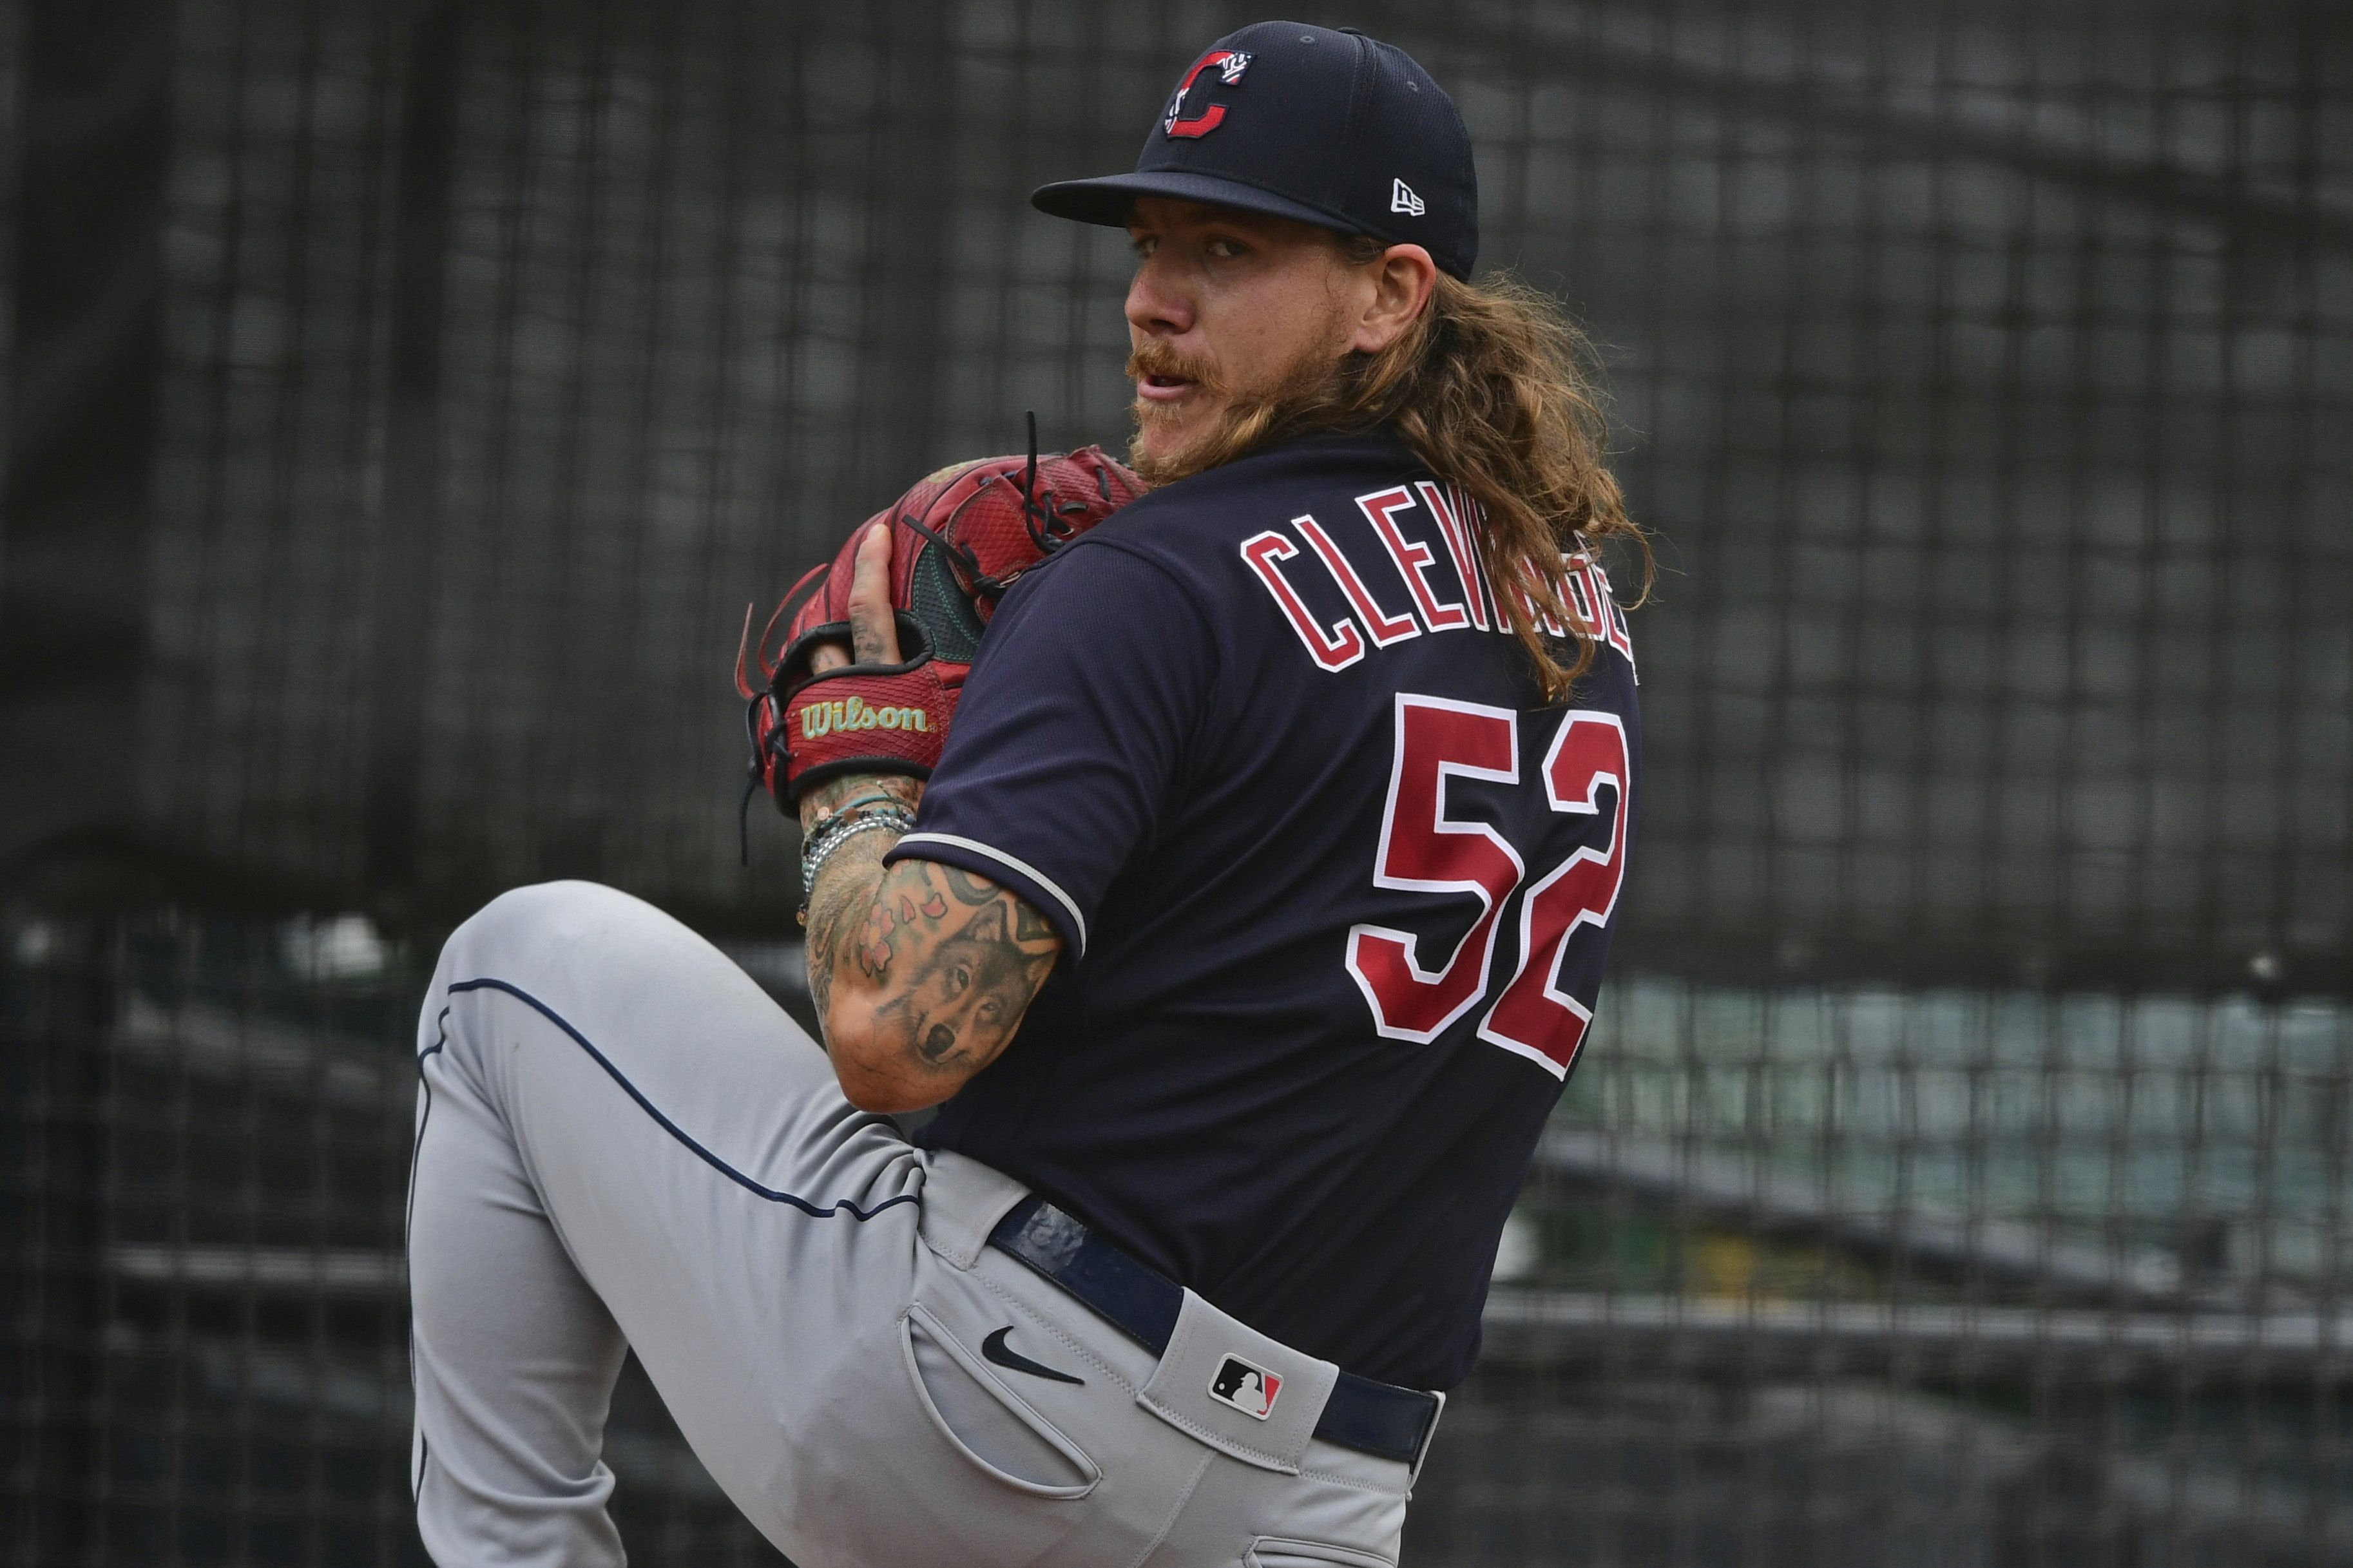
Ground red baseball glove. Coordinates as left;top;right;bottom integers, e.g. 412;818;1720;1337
737;440;1143;826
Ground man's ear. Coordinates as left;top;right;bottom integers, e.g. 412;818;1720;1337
1352;244;1438;354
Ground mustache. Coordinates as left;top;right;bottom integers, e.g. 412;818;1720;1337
1126;341;1227;398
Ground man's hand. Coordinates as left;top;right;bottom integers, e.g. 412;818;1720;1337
798;522;927;826
803;521;901;682
799;522;1061;1113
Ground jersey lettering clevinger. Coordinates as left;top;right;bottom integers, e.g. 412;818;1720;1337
888;428;1640;1391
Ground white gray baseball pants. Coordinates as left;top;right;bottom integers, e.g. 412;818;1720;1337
406;879;1419;1567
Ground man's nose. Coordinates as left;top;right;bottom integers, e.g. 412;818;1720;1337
1125;252;1195;338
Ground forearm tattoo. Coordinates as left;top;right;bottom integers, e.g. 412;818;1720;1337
869;890;1057;1075
799;773;1059;1090
801;825;894;1025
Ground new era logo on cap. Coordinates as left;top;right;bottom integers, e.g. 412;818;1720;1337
1390;178;1425;216
1207;1352;1283;1420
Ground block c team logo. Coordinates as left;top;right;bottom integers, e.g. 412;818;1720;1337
1163;50;1253;138
1207;1352;1282;1420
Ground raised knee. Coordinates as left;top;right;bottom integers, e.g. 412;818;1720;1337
441;880;650;979
472;879;634;928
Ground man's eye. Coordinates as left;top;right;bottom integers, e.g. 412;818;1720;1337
1129;234;1158;256
1205;237;1246;259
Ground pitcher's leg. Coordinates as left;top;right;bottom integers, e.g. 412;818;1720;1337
406;879;923;1565
408;1008;630;1566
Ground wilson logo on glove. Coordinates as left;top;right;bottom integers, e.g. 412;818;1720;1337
733;425;1144;852
798;696;933;740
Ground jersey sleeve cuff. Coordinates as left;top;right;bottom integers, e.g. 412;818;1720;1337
884;832;1090;959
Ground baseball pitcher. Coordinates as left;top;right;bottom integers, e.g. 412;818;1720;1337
407;21;1645;1567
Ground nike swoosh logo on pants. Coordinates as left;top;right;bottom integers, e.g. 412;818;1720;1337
981;1325;1085;1384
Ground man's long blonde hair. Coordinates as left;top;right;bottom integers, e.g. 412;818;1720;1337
1175;245;1650;702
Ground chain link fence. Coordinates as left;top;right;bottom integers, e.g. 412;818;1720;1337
5;0;2348;1562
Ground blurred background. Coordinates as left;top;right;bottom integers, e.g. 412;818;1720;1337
2;0;2347;1562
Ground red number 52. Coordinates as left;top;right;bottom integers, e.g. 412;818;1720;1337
1344;695;1631;1078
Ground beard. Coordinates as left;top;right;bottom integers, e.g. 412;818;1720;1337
1126;334;1355;488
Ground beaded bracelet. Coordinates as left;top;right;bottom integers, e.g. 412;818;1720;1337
801;804;914;883
799;813;908;917
798;806;915;917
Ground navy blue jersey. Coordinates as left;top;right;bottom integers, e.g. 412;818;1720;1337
887;428;1640;1391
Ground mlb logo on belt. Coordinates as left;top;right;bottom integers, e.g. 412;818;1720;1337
1207;1352;1283;1420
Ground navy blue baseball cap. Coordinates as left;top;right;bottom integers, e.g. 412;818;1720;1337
1032;21;1479;281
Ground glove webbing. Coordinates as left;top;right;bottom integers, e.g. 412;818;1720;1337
898;412;1102;607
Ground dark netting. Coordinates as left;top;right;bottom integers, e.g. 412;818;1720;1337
87;0;2353;983
5;0;2350;1563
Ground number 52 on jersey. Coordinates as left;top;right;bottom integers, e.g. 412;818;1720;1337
1347;695;1632;1079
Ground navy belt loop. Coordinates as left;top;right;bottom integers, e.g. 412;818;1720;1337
988;1196;1442;1466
